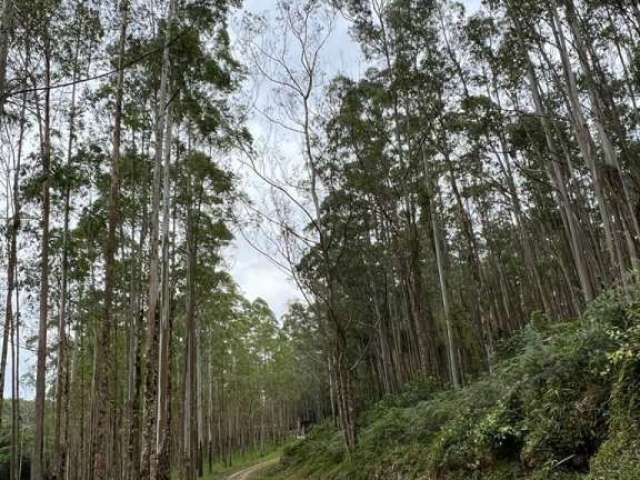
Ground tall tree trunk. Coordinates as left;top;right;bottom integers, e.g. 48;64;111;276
128;230;146;480
546;4;620;278
183;161;207;477
428;186;460;389
93;2;128;478
525;59;596;303
0;150;17;434
55;22;82;479
141;0;175;476
183;196;197;480
32;29;52;480
155;110;173;480
125;153;148;480
334;324;356;451
10;91;25;480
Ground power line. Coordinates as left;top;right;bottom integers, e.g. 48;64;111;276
1;30;187;101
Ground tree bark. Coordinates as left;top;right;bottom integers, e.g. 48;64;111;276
93;2;128;478
54;21;83;479
32;28;52;480
428;187;460;389
525;59;596;303
9;91;25;480
141;0;175;477
155;109;173;480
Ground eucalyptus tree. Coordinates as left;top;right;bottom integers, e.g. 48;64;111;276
31;1;57;477
174;149;235;480
310;0;640;431
494;0;640;288
92;1;128;479
242;0;365;450
0;0;314;478
140;1;176;477
54;2;101;476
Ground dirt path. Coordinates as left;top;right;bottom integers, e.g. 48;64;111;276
226;458;280;480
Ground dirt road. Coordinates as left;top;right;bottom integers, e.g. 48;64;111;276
226;458;280;480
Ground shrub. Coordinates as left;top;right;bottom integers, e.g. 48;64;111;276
589;321;640;479
272;286;640;480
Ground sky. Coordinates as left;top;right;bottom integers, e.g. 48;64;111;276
226;0;364;318
227;0;482;320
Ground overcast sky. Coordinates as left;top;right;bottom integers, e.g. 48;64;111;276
227;0;482;320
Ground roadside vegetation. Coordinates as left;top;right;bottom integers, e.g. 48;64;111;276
267;287;640;480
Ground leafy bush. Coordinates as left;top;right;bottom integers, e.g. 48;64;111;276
271;287;640;480
589;311;640;480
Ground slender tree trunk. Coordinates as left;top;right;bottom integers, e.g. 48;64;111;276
334;327;356;451
127;197;147;480
428;188;460;389
525;59;596;303
93;2;128;478
141;0;175;476
55;24;82;479
155;110;173;480
0;158;17;434
546;5;620;277
183;199;197;480
32;29;52;480
197;339;204;478
10;91;25;480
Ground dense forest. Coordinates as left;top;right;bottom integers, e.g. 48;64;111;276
0;0;639;479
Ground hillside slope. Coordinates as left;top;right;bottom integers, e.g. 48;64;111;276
266;288;640;480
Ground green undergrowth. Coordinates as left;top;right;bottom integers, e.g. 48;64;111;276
267;287;640;479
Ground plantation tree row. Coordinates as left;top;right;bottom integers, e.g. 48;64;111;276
0;0;326;479
244;0;640;452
